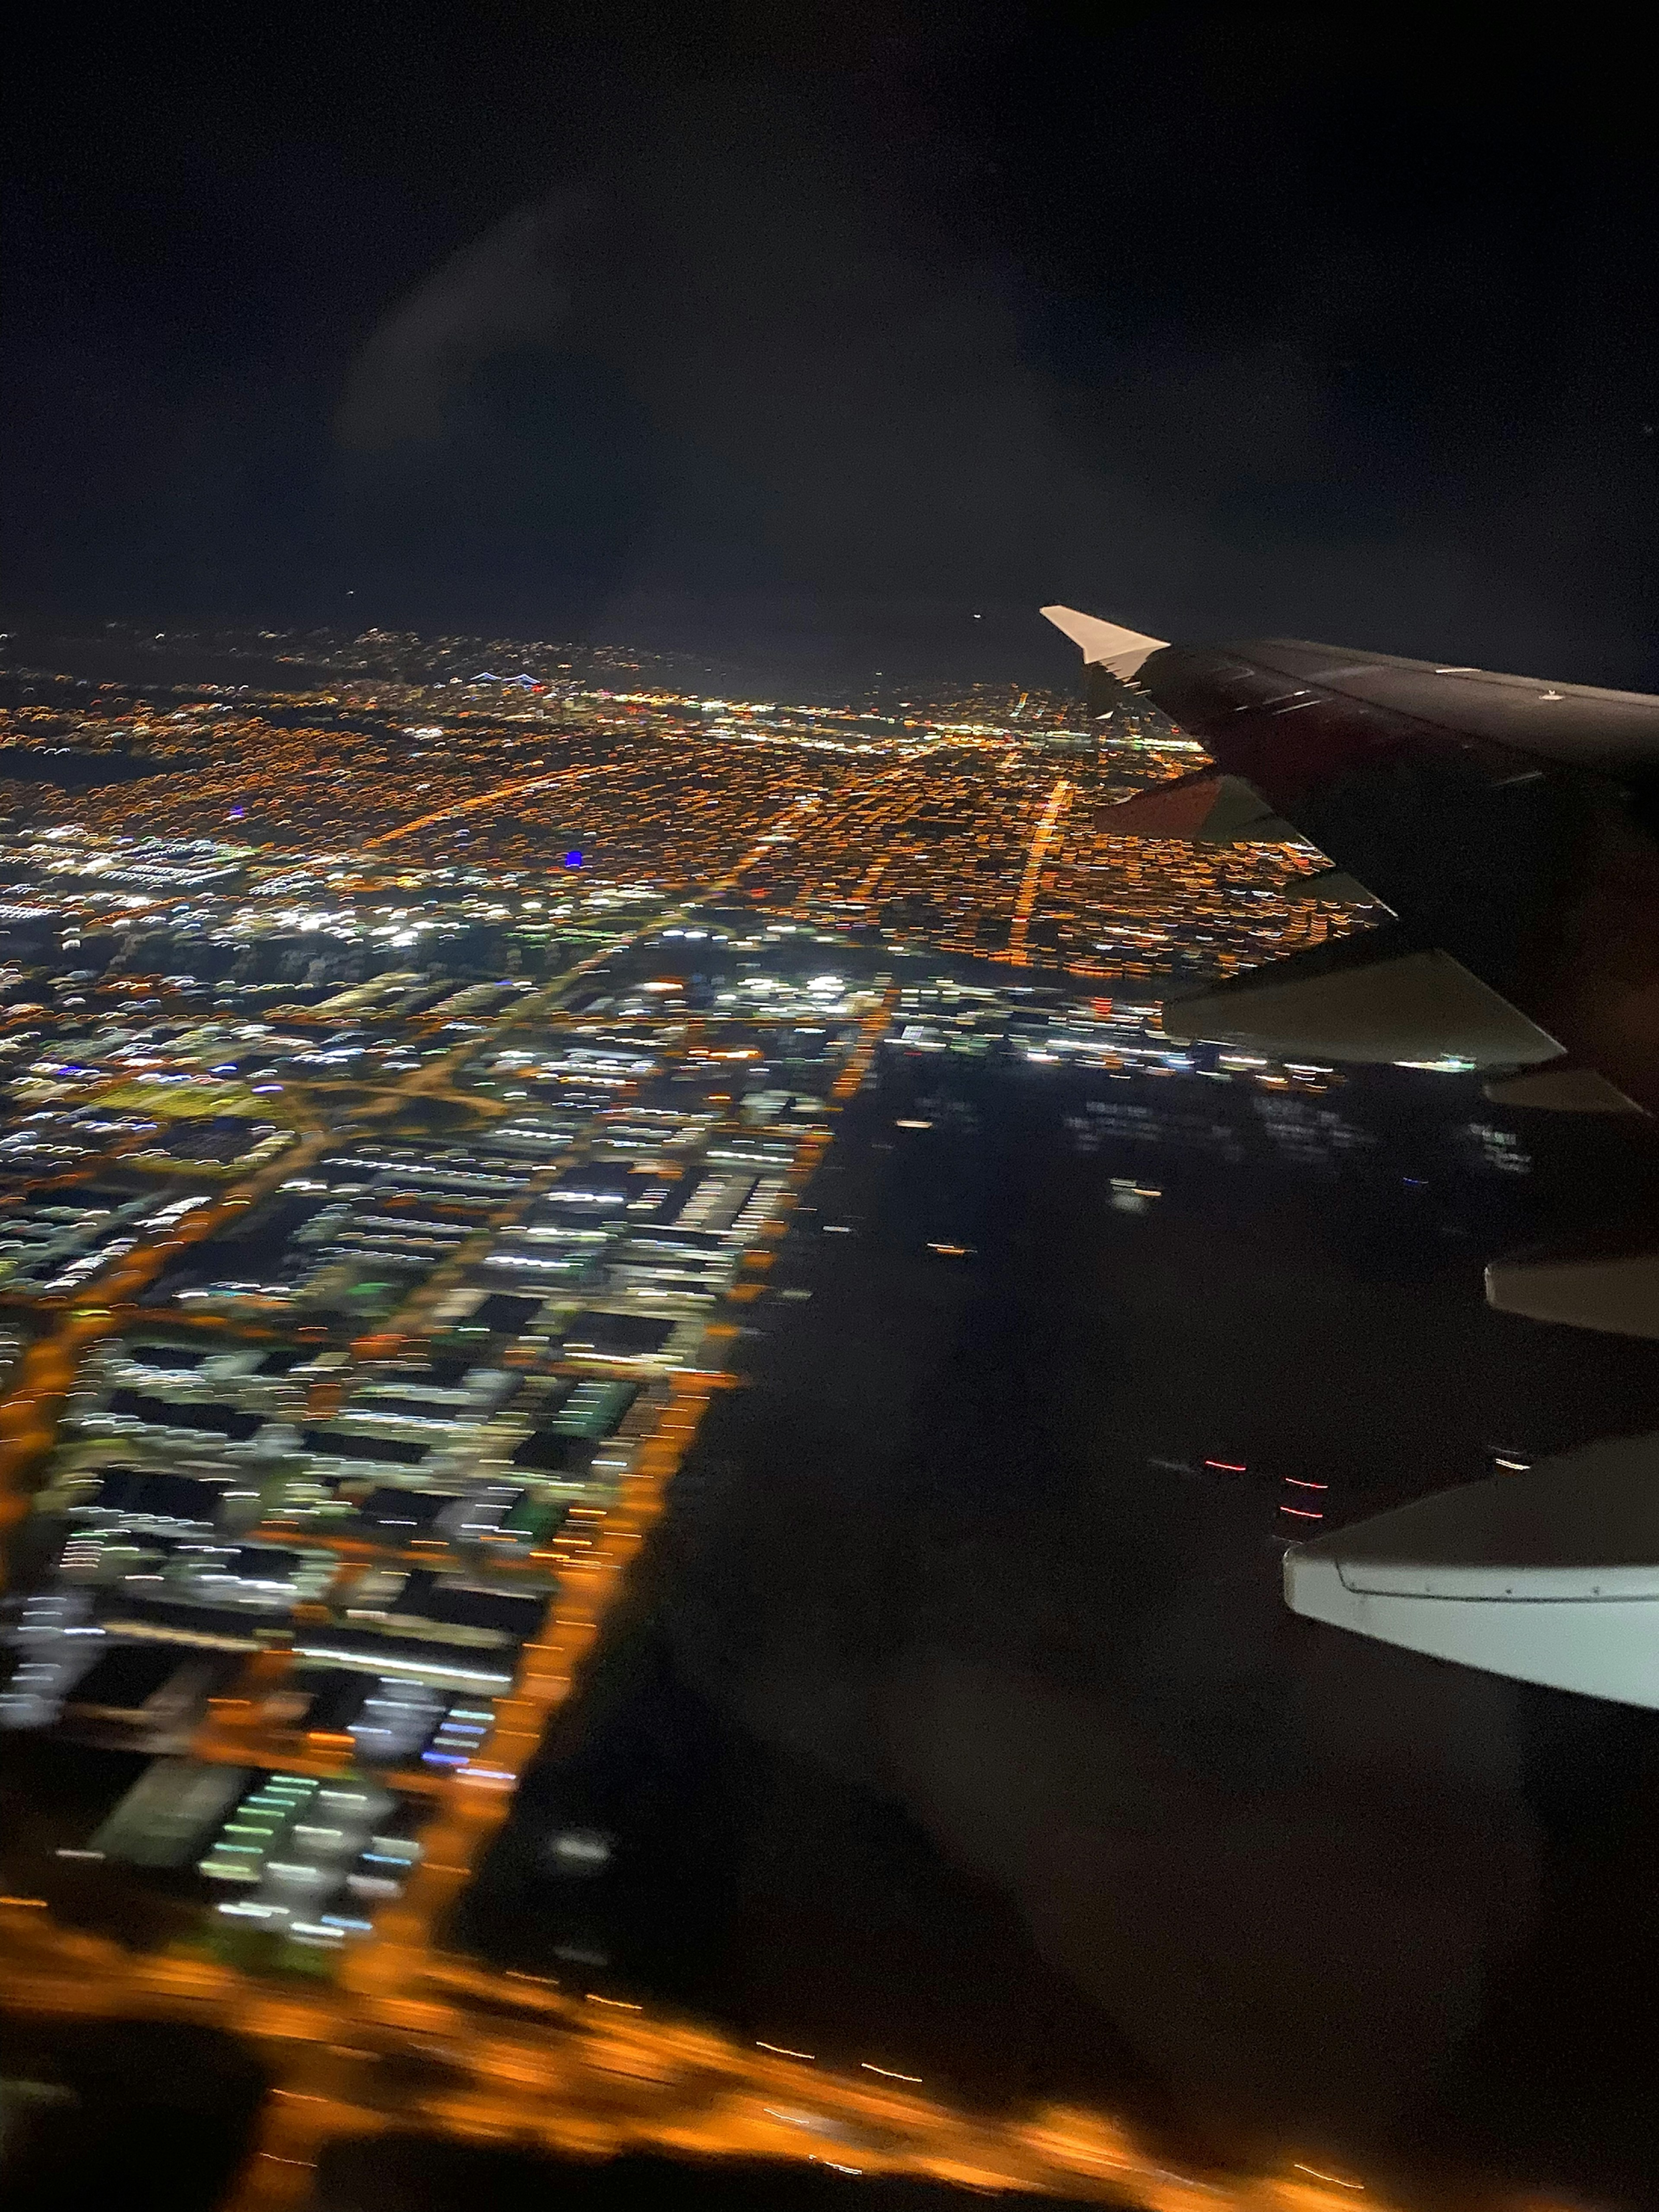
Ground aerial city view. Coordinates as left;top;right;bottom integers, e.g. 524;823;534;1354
6;11;1659;2212
0;625;1366;2184
3;616;1656;2212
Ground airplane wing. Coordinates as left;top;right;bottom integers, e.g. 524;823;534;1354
1283;1433;1659;1707
1042;607;1659;1116
1044;604;1659;1707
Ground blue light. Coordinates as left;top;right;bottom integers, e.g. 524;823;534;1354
563;850;584;868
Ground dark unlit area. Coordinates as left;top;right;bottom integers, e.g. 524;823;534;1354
466;1049;1659;2203
312;2136;1091;2212
0;2018;268;2212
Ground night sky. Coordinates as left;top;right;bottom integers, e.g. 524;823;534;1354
6;5;1659;686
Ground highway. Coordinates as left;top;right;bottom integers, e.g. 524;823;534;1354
0;1890;1390;2212
359;767;604;851
1007;777;1074;966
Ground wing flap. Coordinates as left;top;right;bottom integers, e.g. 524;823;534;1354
1285;1434;1659;1707
1097;772;1302;844
1161;943;1564;1068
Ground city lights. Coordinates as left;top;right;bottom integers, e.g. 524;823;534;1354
0;627;1402;2209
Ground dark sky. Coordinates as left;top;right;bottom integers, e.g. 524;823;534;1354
6;4;1659;686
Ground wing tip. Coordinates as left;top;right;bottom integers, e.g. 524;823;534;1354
1040;604;1168;680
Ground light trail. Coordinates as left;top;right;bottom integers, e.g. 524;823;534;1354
0;1899;1420;2212
361;766;601;849
1006;776;1073;965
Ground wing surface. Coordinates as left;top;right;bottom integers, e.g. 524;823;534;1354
1044;608;1659;1120
1045;606;1659;1706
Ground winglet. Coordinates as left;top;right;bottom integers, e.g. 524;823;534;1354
1040;604;1168;681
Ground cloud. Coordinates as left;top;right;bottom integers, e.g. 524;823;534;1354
335;194;586;453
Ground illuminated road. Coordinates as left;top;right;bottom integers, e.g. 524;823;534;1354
0;1891;1396;2212
360;767;603;850
1007;777;1074;965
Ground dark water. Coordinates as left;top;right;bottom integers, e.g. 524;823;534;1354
464;1052;1659;2205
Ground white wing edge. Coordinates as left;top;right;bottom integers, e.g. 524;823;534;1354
1040;604;1168;681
